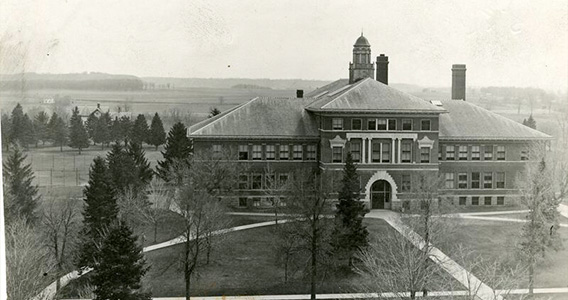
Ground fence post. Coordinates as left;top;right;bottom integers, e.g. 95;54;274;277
50;169;53;186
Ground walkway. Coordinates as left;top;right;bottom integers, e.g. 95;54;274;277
366;210;503;300
452;208;568;228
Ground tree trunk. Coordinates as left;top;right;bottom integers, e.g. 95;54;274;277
60;143;63;152
311;215;317;300
528;260;534;296
79;147;82;155
154;222;158;243
185;241;191;300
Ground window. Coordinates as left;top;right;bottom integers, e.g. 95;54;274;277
438;147;442;161
402;119;412;131
266;145;275;160
238;174;249;189
496;172;505;188
420;147;430;163
252;145;262;160
458;173;468;189
212;144;222;158
484;172;493;189
446;145;455;160
388;119;397;131
521;150;529;161
484;145;493;160
459;145;468;160
332;118;343;130
352;119;362;130
252;198;261;207
350;142;361;162
265;173;276;189
444;173;455;189
279;173;289;186
332;147;343;163
372;141;381;163
367;119;377;130
401;141;412;163
472;146;480;160
472;196;479;206
484;196;492;206
377;119;387;130
401;174;411;192
497;146;505;160
381;142;390;163
238;197;247;207
459;196;467;205
293;145;303;160
279;145;289;160
252;174;262;189
238;145;249;160
497;196;505;205
471;172;480;189
307;145;316;160
421;119;431;131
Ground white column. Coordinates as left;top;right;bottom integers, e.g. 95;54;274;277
361;138;366;163
398;138;402;163
391;138;396;163
368;138;372;163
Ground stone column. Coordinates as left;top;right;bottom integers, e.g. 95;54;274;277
391;138;396;163
362;138;366;163
368;138;372;163
398;138;402;163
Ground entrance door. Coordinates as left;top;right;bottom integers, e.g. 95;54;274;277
371;180;391;209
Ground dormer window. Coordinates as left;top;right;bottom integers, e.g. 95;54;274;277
332;118;343;130
377;119;387;130
352;119;362;130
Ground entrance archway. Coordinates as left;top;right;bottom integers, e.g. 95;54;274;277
371;180;391;209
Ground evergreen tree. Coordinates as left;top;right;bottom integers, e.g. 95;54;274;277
93;112;111;149
130;114;149;145
332;151;369;266
1;113;11;151
526;114;537;129
111;116;133;144
91;222;150;300
76;157;118;269
48;112;68;152
33;111;50;146
85;113;99;144
9;103;27;146
156;122;192;182
2;147;39;225
106;143;139;194
126;141;154;188
22;113;37;147
68;107;90;154
147;113;166;150
208;107;221;118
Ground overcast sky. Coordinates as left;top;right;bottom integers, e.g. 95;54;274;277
1;0;567;91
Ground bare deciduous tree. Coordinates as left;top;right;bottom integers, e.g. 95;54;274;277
141;178;172;243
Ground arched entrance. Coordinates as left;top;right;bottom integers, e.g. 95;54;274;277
371;180;391;209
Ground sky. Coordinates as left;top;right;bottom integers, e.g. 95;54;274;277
0;0;567;91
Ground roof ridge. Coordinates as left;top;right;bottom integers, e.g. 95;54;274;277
190;97;259;135
320;78;369;109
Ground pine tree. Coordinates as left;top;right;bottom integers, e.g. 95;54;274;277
126;141;154;188
148;113;166;150
68;107;90;154
33;111;50;146
526;114;537;129
131;114;149;145
93;112;111;149
22;113;37;147
10;103;27;146
2;147;39;225
106;143;139;194
208;107;221;118
85;113;99;144
76;157;118;269
1;113;11;151
333;151;369;266
48;113;68;152
156;122;192;182
111;116;133;144
91;222;150;300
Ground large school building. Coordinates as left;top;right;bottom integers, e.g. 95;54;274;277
188;34;550;210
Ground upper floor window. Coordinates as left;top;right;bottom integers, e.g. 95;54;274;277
444;173;455;189
458;145;468;160
238;173;249;190
252;174;263;189
279;145;289;160
212;144;222;158
368;119;377;130
278;173;289;186
458;173;468;189
401;175;411;192
471;146;480;160
388;119;397;131
293;145;303;160
350;142;361;162
252;145;262;160
521;150;529;161
471;172;480;189
496;172;505;188
381;142;390;163
421;120;431;131
332;118;343;130
306;145;317;161
420;147;430;163
238;145;249;160
401;141;412;163
332;147;343;163
402;119;412;131
377;119;387;130
484;145;493;160
446;145;455;160
497;146;505;160
352;119;362;130
484;172;493;188
371;141;381;163
266;145;275;160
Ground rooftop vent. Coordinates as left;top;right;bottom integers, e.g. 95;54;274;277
430;100;443;106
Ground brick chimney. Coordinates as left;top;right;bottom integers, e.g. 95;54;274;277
451;64;466;101
296;89;304;98
376;54;389;85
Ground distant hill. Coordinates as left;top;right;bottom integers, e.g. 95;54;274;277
142;77;332;91
231;84;271;90
0;72;144;91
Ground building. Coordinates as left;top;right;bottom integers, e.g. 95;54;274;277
188;34;551;210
